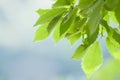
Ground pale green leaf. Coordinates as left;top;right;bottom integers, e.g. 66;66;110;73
106;37;120;60
67;32;81;45
90;60;120;80
34;8;66;26
109;12;119;25
36;9;50;16
82;42;102;78
34;23;49;41
72;44;85;60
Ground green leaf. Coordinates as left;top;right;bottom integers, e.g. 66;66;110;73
85;26;99;46
106;37;120;60
34;23;49;41
67;17;87;34
36;9;50;16
47;15;61;33
90;60;120;80
60;7;78;36
114;0;120;25
67;32;81;45
100;19;110;33
78;0;95;10
72;44;85;60
99;24;106;37
53;18;64;43
34;8;66;26
112;28;120;44
84;0;104;45
82;42;102;78
66;17;86;45
66;16;81;34
104;0;119;11
85;0;103;37
109;12;119;25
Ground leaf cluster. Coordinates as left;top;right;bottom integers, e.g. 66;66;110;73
34;0;120;78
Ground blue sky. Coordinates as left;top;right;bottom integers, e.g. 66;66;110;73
0;0;87;80
0;0;53;47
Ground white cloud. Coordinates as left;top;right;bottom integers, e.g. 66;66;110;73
0;0;53;47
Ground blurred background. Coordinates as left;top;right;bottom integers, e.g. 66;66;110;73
0;0;120;80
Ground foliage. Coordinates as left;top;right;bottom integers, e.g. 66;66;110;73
90;59;120;80
34;0;120;78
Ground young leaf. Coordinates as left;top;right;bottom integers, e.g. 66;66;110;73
34;23;49;41
36;9;50;16
60;7;78;36
82;42;102;78
106;37;120;60
72;44;86;60
67;32;81;45
34;8;66;26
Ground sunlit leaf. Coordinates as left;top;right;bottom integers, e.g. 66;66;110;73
36;9;50;16
72;44;85;60
90;60;120;80
34;8;66;26
67;32;81;45
109;12;119;25
106;37;120;60
34;23;49;41
82;42;102;78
